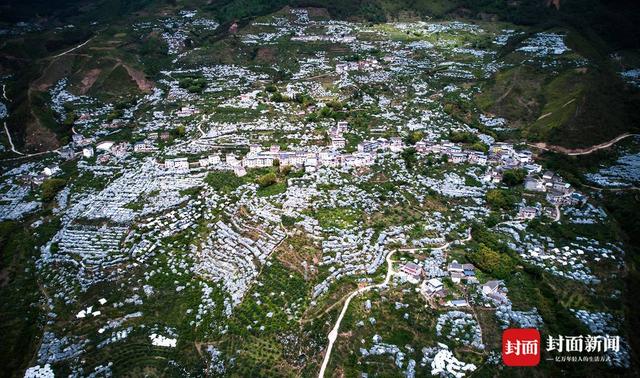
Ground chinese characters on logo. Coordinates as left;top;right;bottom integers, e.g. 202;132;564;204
502;329;621;367
546;335;620;353
502;328;541;366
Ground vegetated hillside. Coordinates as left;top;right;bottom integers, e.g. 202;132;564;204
4;0;640;47
475;20;640;148
2;0;640;151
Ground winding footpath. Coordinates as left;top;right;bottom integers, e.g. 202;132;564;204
50;36;94;59
1;83;23;156
529;133;638;156
3;121;23;155
317;249;397;378
1;34;95;158
318;229;472;377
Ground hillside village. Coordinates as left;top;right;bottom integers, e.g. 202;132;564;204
0;5;637;378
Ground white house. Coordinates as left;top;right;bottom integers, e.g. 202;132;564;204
450;153;467;164
518;207;538;220
82;147;94;158
226;153;241;167
524;177;546;192
234;166;247;177
331;136;346;149
165;158;189;170
134;141;157;153
425;278;443;294
249;144;262;154
482;280;501;295
208;154;221;165
390;137;404;152
399;262;423;282
43;166;60;177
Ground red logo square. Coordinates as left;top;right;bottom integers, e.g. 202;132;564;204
502;328;541;366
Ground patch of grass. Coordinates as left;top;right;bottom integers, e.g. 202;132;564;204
204;171;244;193
313;207;363;229
257;181;287;197
526;69;587;142
475;65;545;127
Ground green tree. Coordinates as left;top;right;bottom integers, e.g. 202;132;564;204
401;147;417;169
469;243;515;279
404;131;424;145
174;125;186;137
502;168;527;186
486;189;515;210
205;171;243;192
449;131;479;144
281;215;296;227
41;178;66;202
470;142;488;153
256;172;277;188
271;92;285;102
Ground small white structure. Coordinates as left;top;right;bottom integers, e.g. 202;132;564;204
425;278;444;294
518;207;538;220
482;280;501;295
134;141;158;153
149;334;177;347
208;154;221;165
331;136;346;149
43;166;60;177
226;153;241;167
165;158;189;170
234;166;247;177
82;147;94;158
450;153;467;164
96;141;114;151
390;137;404;152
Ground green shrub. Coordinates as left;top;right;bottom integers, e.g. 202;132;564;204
468;244;515;279
502;168;527;186
41;178;66;202
205;171;243;192
256;173;277;188
486;189;516;210
281;215;296;227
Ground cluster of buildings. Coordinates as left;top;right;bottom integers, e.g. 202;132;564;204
525;170;586;206
62;130;176;164
415;141;489;165
161;124;503;178
163;136;401;176
335;58;382;74
397;257;509;309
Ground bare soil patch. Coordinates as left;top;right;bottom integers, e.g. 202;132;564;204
121;63;154;92
255;47;276;63
78;68;102;94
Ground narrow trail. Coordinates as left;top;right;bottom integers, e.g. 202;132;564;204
529;133;638;156
50;37;94;59
317;249;397;378
318;229;472;378
3;121;23;155
0;147;59;162
0;83;23;156
582;183;640;192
